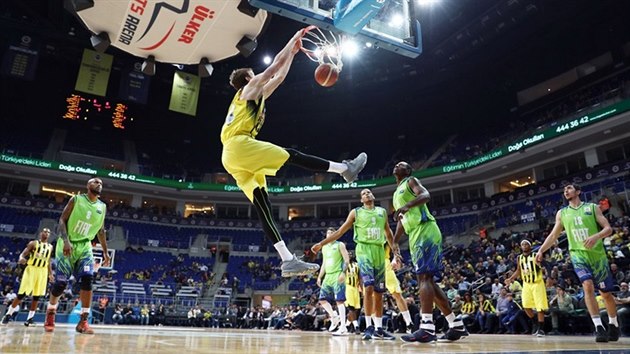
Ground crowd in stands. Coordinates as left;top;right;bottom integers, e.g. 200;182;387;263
427;69;630;170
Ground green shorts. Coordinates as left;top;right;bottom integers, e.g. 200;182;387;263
355;242;385;292
55;238;94;281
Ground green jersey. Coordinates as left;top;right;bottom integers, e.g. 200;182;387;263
353;206;388;245
67;194;106;242
393;177;435;233
322;241;344;274
560;202;604;254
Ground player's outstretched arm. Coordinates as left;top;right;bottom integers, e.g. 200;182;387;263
311;209;356;253
536;211;564;263
241;29;304;101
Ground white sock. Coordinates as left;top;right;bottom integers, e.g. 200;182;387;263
6;305;17;315
274;241;293;262
352;320;359;328
402;310;412;326
445;312;463;327
609;316;618;327
27;311;35;319
374;317;383;329
327;161;347;174
420;321;436;331
421;313;433;323
365;315;373;328
47;303;57;311
592;316;603;328
81;308;90;314
337;304;346;328
321;302;334;317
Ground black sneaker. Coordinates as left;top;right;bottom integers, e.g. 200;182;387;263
438;325;469;342
374;327;395;340
406;324;414;334
595;325;608;343
362;325;375;340
24;318;35;327
354;325;362;335
536;329;545;337
531;323;539;335
401;328;437;343
607;324;620;342
1;314;10;325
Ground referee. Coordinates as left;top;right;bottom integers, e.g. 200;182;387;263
505;239;548;336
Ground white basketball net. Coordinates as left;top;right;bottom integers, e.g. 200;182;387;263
301;26;344;72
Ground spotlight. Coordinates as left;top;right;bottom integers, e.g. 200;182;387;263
198;57;214;78
263;56;272;65
141;55;156;76
90;32;110;53
236;36;257;58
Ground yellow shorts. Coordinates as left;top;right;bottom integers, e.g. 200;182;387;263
521;281;548;311
345;285;361;309
18;266;48;297
222;135;290;202
385;262;402;294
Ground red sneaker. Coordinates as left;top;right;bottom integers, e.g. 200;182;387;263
75;313;94;334
44;310;56;332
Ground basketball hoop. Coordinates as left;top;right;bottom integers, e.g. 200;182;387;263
300;25;344;73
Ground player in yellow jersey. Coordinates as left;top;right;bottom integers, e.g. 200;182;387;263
222;28;367;277
505;239;548;337
1;228;54;326
344;252;362;334
384;244;414;333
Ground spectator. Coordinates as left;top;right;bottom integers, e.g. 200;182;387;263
112;304;123;325
612;282;630;336
140;304;150;325
549;285;574;335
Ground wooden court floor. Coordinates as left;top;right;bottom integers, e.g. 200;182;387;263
0;324;628;354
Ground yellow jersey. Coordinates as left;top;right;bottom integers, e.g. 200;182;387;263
346;262;360;288
220;89;266;144
518;253;543;284
27;240;53;268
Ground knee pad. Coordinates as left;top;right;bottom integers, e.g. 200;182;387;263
80;275;93;291
17;293;26;300
51;282;67;297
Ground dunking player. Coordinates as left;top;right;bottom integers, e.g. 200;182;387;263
344;252;362;334
391;162;468;343
316;227;350;335
45;178;110;334
1;228;53;326
505;239;548;337
312;189;396;340
536;183;619;342
221;28;367;277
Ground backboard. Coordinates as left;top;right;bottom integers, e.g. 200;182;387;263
249;0;422;58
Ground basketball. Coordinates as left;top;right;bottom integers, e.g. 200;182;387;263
314;63;339;87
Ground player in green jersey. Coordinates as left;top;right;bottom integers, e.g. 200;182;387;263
536;183;619;342
44;178;110;334
312;189;396;340
391;162;468;343
317;227;350;335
